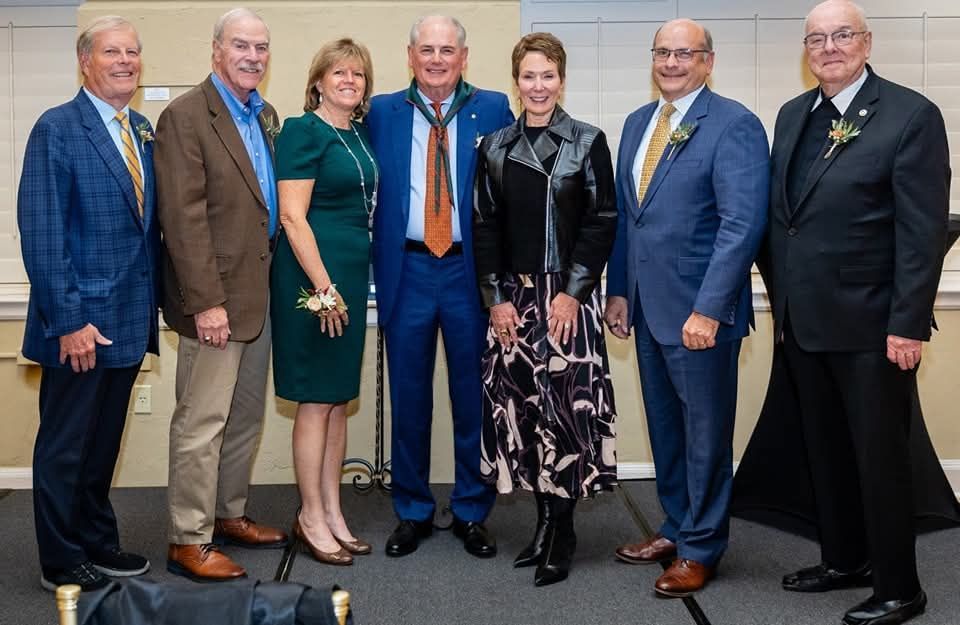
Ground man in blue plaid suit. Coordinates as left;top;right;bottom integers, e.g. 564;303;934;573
17;16;159;592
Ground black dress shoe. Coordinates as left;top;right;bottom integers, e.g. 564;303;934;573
385;519;433;557
842;590;926;625
452;517;497;558
782;562;872;593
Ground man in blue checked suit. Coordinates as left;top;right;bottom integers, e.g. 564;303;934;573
18;16;159;592
367;15;513;558
605;19;769;596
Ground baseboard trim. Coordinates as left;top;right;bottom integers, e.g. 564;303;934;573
3;463;960;496
0;467;32;489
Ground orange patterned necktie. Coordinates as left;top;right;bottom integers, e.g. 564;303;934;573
424;101;453;257
637;102;676;205
115;111;144;217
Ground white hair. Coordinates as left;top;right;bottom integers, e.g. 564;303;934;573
77;16;141;58
213;7;269;42
409;15;466;47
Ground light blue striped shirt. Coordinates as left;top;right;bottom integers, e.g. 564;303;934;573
83;87;144;178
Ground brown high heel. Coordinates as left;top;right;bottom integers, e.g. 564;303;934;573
334;535;372;556
293;519;353;566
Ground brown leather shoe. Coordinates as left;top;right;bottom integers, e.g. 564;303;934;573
293;520;353;566
166;543;246;582
654;559;714;597
615;534;677;564
213;516;288;549
335;535;372;556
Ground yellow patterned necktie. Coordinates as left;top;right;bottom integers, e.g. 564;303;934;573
637;102;676;205
115;111;144;217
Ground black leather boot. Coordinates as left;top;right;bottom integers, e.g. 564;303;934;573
514;492;551;568
534;496;577;587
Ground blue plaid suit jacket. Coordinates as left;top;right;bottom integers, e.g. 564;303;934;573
18;89;160;368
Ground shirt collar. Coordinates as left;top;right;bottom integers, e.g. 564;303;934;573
657;83;705;118
417;87;454;113
210;71;265;119
83;86;131;125
812;67;868;115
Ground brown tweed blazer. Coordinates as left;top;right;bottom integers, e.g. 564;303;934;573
154;75;279;342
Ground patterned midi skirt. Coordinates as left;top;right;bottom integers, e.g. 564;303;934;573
480;272;618;499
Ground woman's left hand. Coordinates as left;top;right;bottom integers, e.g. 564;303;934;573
547;292;580;345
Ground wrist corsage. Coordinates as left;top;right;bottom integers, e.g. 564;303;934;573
296;285;348;319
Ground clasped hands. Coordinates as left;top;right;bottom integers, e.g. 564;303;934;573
490;292;579;349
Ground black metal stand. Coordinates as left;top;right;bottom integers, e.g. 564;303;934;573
341;328;392;492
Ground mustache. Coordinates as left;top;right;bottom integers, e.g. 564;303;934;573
239;63;263;72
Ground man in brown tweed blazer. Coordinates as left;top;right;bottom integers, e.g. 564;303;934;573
154;7;286;583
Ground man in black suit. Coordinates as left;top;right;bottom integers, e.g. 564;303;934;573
761;2;950;624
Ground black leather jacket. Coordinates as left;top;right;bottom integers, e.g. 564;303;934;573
473;106;617;308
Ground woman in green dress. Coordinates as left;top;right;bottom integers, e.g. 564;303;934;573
271;39;377;566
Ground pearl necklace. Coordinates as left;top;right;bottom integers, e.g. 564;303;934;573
316;109;379;229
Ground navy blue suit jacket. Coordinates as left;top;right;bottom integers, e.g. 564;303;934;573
18;90;160;367
366;88;513;326
607;87;769;346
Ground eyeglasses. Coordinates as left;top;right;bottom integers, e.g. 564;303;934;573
650;48;711;62
803;30;867;50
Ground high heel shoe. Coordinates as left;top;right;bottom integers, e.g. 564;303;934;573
293;519;353;566
334;535;372;556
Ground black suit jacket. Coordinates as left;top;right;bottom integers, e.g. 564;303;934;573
760;67;950;352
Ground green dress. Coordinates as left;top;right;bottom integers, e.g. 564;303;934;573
270;113;375;402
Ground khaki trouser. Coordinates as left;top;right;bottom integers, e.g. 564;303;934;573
167;316;271;544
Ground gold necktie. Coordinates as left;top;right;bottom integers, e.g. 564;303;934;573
115;111;144;217
424;101;453;257
637;102;676;205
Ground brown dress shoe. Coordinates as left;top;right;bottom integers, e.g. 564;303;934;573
335;535;372;556
166;543;246;582
615;534;677;564
213;516;288;549
293;520;353;566
655;559;714;597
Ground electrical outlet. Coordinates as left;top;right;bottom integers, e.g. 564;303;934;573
134;385;151;414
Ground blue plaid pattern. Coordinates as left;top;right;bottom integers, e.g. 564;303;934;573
18;90;160;368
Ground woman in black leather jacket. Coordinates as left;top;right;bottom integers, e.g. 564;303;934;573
473;32;619;587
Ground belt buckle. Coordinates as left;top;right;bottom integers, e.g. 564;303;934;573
519;273;534;288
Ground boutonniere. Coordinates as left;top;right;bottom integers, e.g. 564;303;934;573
824;119;861;159
666;122;697;159
262;115;281;141
135;121;154;144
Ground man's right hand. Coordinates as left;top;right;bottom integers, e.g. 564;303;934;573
59;323;113;373
604;296;630;339
195;305;231;349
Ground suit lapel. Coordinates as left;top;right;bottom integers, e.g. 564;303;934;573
620;103;655;221
794;73;880;214
778;89;818;219
202;78;267;210
394;97;415;227
638;87;712;218
77;91;141;223
456;97;479;210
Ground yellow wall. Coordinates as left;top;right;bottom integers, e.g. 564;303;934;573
2;1;958;485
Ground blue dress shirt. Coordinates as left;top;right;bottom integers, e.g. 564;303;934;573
83;87;144;178
210;72;278;238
